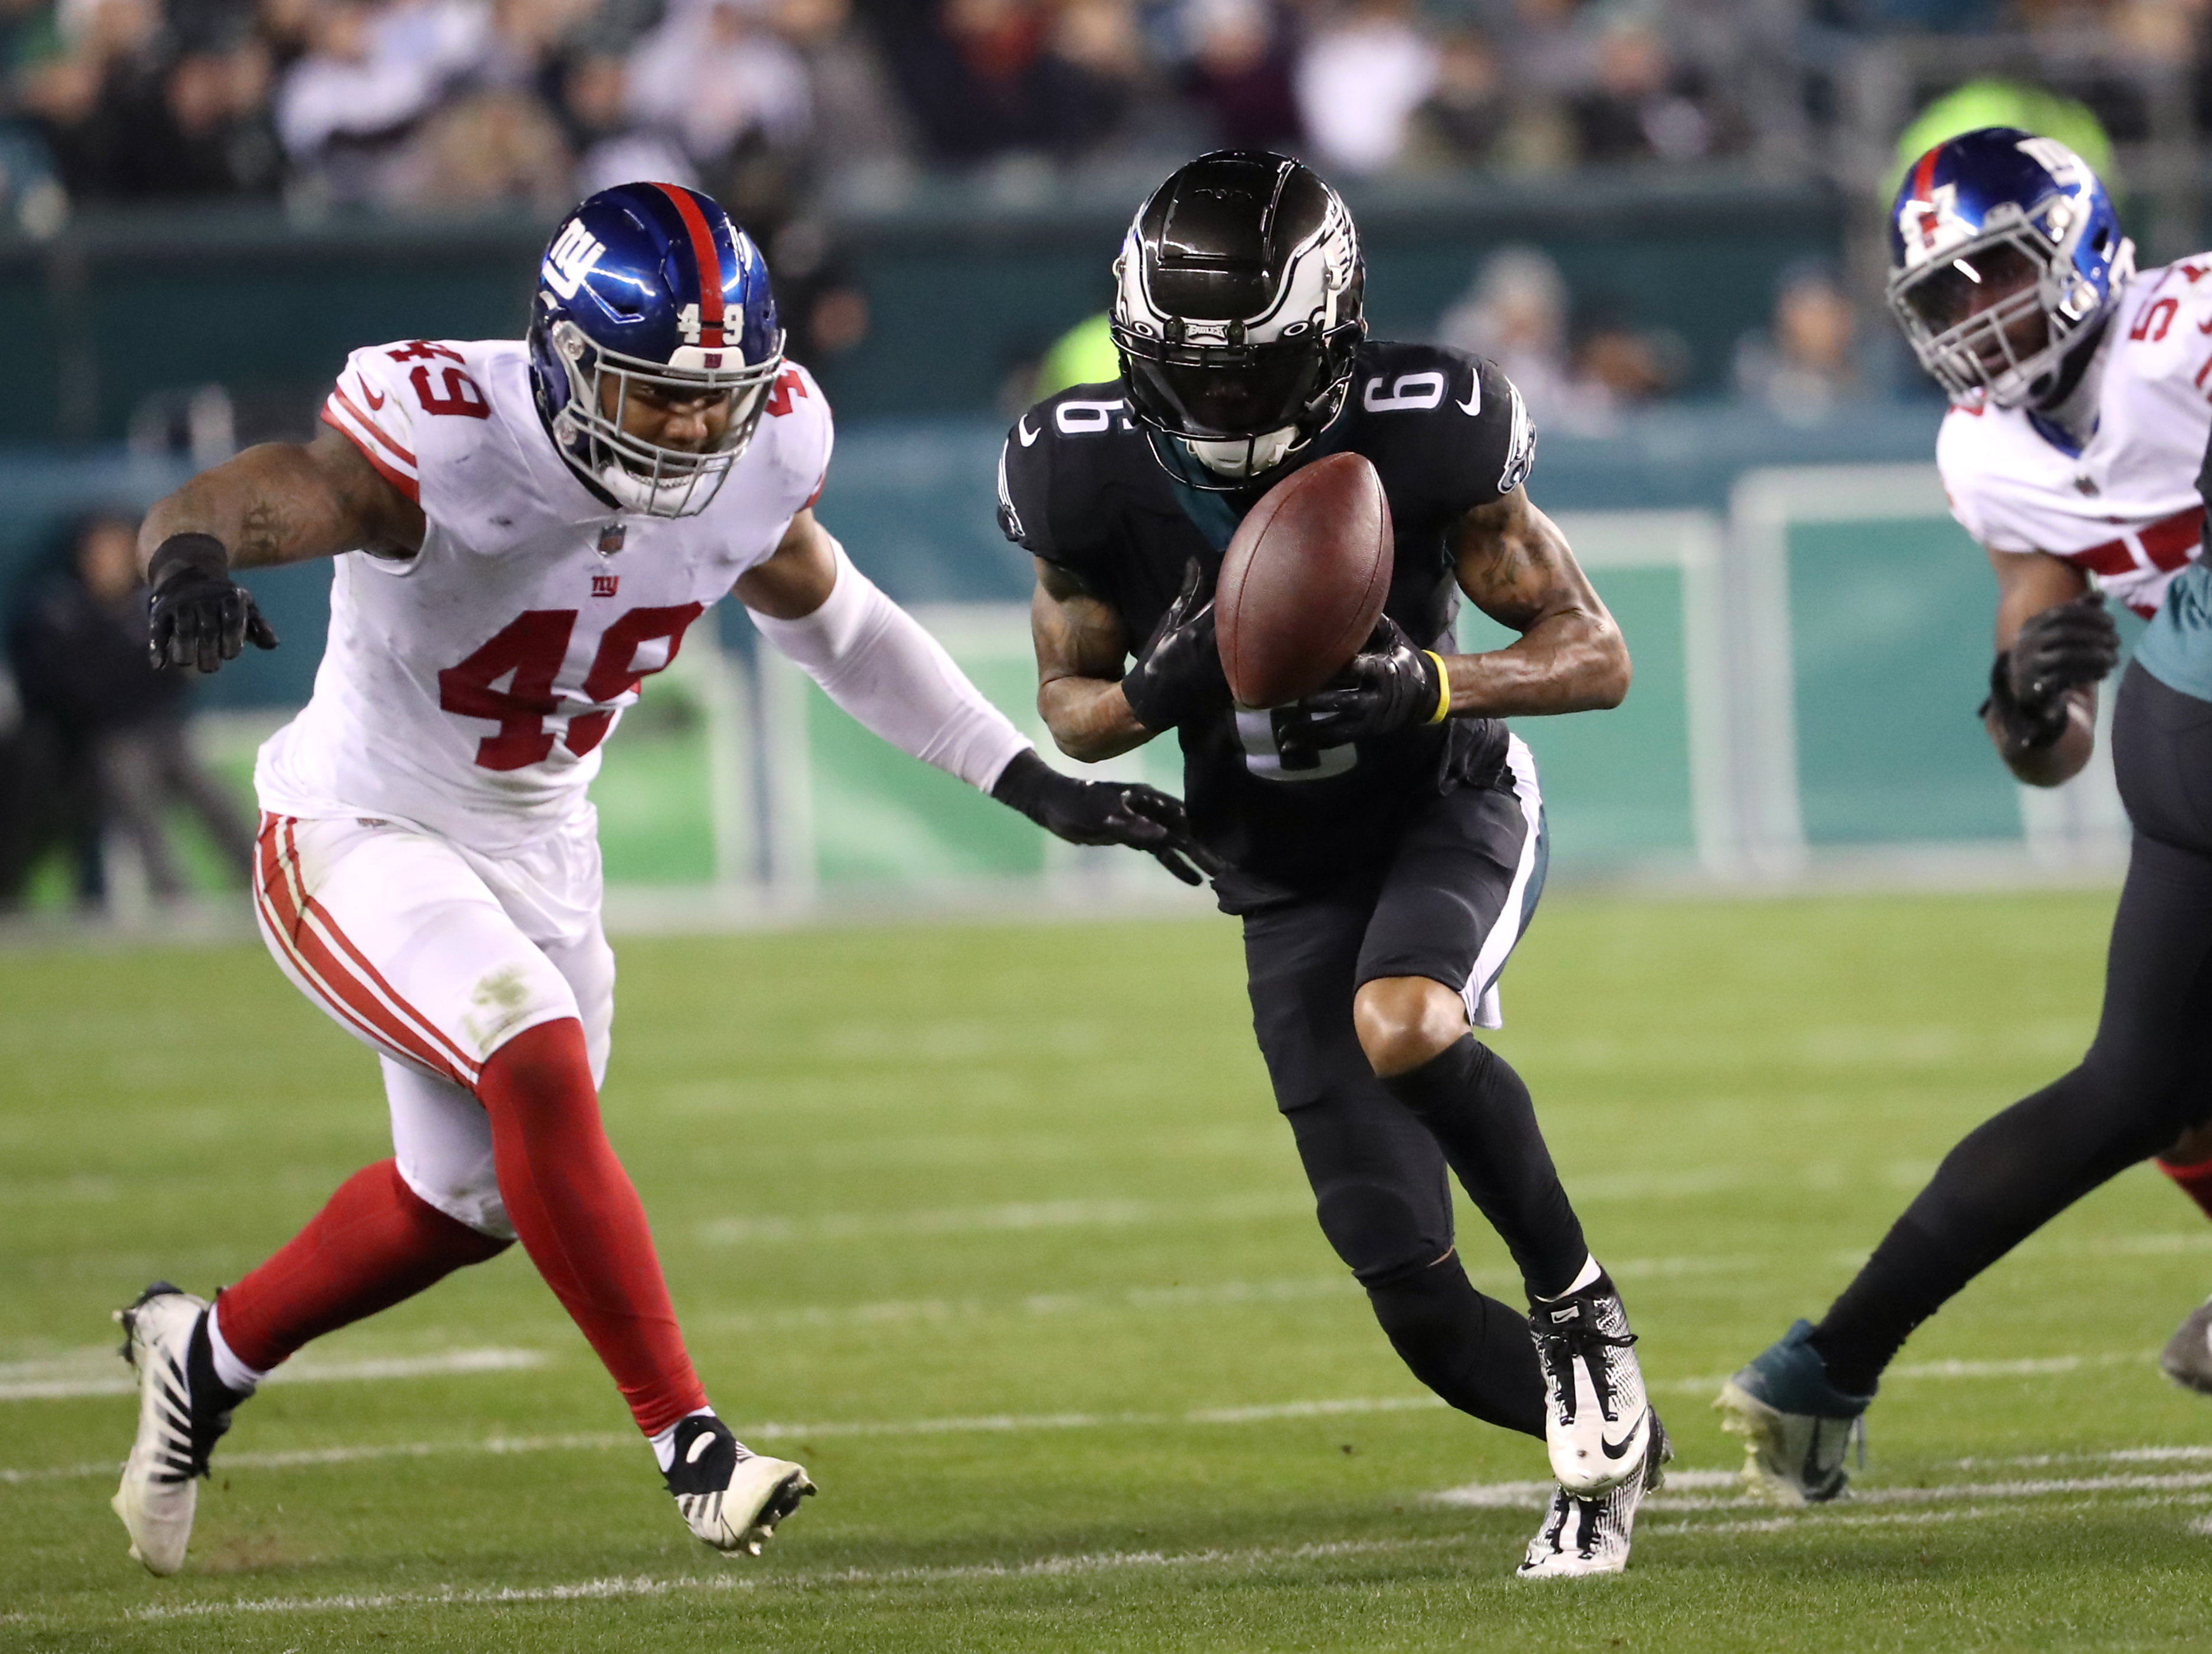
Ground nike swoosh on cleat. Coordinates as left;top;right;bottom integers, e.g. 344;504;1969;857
1018;417;1039;446
1599;1416;1647;1458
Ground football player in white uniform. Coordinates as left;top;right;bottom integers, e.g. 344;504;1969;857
108;182;1212;1577
1719;130;2212;1502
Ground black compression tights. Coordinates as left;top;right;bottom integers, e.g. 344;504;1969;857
1282;1037;1579;1437
1367;1252;1547;1438
1380;1035;1590;1299
1813;665;2212;1396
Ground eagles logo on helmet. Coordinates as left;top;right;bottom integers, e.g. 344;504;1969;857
528;181;786;519
1110;150;1366;491
1885;127;2134;410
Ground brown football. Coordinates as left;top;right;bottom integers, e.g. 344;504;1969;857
1215;452;1395;709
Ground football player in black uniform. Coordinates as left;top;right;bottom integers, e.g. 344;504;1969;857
998;151;1667;1577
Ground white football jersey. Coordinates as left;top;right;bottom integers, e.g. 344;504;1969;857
1938;259;2212;618
256;338;831;851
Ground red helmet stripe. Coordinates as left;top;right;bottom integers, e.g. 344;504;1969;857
1911;144;1941;204
653;182;726;349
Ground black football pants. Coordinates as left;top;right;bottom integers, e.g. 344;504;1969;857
1814;663;2212;1393
1240;764;1585;1437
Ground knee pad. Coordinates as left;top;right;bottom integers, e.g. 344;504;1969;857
1313;1176;1454;1287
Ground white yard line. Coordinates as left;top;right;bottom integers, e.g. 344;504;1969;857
0;1346;545;1402
1433;1466;2212;1513
0;1396;1462;1484
695;1192;1312;1245
1658;1347;2152;1396
117;1474;2212;1624
127;1534;1484;1621
5;1350;2184;1479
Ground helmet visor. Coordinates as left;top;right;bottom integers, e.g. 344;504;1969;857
1118;334;1327;442
549;319;785;517
1887;226;2070;407
1895;239;2045;334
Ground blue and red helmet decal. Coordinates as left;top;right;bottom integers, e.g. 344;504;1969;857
1888;127;2116;278
534;182;780;372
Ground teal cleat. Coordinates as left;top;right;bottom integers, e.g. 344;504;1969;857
1714;1320;1871;1506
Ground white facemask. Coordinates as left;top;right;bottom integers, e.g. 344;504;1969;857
1182;427;1298;478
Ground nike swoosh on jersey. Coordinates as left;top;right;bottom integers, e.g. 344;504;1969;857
1457;374;1482;416
1018;417;1040;446
1599;1414;1647;1458
362;380;387;410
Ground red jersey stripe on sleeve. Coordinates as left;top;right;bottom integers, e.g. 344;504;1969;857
328;384;416;466
321;399;420;505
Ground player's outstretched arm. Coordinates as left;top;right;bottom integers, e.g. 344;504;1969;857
1983;547;2109;787
740;512;1219;885
137;429;425;673
1443;486;1631;718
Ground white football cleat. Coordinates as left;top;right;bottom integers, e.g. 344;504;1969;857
663;1415;815;1557
2161;1297;2212;1395
1529;1268;1653;1496
1516;1411;1671;1579
111;1283;246;1576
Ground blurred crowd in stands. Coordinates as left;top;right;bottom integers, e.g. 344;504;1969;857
5;0;2188;221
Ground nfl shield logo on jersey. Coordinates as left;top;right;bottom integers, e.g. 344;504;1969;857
598;524;626;555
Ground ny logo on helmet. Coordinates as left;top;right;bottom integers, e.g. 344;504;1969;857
544;221;605;300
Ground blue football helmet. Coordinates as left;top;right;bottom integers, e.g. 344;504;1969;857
528;182;785;518
1886;127;2134;409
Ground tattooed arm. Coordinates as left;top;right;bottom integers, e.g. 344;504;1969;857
1031;557;1153;762
1440;485;1630;717
137;427;426;576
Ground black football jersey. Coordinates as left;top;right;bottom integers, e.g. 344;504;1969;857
998;340;1533;906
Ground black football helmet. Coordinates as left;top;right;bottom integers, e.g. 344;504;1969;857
1111;150;1365;490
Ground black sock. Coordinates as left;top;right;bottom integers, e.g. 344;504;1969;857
1807;1222;1943;1396
1811;1064;2170;1396
182;1308;247;1471
1366;1251;1545;1438
1379;1035;1588;1299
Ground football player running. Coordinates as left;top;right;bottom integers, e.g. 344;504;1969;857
1719;129;2212;1504
109;182;1209;1577
999;151;1665;1578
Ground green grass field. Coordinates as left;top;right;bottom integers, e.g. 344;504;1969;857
8;889;2212;1652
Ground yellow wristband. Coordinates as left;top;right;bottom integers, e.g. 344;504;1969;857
1424;652;1451;724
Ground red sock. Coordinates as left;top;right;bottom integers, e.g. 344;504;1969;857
477;1018;708;1436
2160;1153;2212;1222
218;1159;511;1372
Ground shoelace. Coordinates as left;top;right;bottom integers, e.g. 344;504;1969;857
1536;1310;1638;1424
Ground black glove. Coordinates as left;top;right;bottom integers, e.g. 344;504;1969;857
1981;593;2118;752
1118;557;1228;734
991;749;1223;886
147;533;279;675
1276;614;1449;751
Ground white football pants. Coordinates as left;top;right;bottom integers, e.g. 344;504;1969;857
251;810;615;1238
